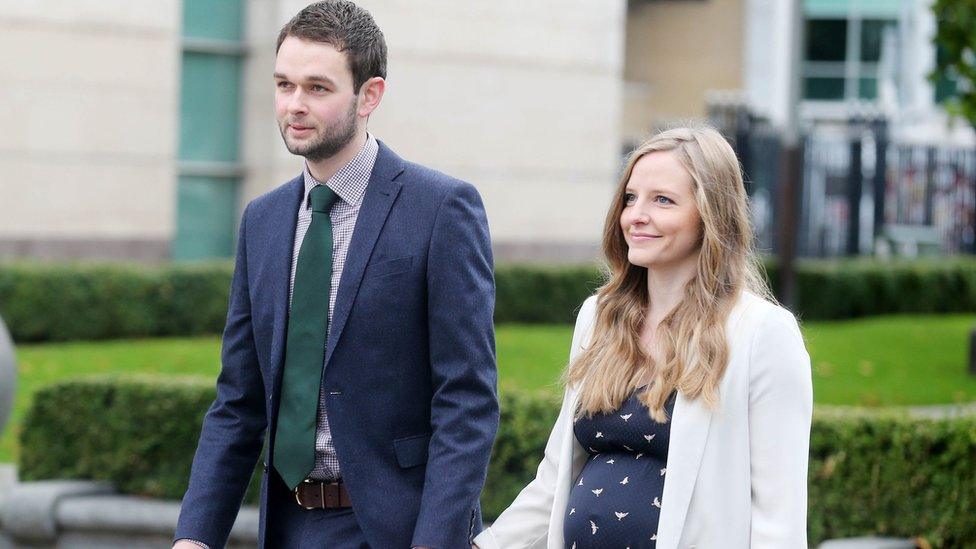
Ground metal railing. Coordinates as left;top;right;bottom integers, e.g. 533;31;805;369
710;102;976;258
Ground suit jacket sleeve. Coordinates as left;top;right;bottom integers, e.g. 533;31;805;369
472;388;574;549
473;296;597;549
748;306;813;547
173;204;267;548
411;181;499;548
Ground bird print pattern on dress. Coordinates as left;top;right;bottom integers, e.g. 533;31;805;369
563;389;676;549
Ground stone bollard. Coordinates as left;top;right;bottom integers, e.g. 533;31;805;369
0;315;14;438
0;314;17;547
970;327;976;376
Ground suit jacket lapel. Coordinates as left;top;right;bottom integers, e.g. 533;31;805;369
324;141;405;367
267;175;305;394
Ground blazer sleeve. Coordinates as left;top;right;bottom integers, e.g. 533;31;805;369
411;181;500;549
173;204;268;548
473;296;597;549
747;306;813;548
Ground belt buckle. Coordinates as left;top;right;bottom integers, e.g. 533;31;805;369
294;479;323;510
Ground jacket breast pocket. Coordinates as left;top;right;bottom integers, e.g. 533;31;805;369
393;433;431;468
363;255;414;280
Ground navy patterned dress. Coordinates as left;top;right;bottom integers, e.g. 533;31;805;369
563;389;676;549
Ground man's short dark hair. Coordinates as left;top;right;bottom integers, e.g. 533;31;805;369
276;1;388;91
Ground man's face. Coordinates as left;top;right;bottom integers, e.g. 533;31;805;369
274;36;360;161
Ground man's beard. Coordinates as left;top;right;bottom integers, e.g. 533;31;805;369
280;99;358;162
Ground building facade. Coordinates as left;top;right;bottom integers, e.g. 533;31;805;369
0;0;625;263
1;0;970;263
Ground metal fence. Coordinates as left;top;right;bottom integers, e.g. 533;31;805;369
710;103;976;258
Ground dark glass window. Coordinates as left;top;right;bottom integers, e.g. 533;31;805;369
860;19;894;62
802;15;896;102
934;43;959;103
805;77;846;100
858;77;878;100
806;19;847;62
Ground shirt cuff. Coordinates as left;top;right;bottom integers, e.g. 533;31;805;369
175;539;211;549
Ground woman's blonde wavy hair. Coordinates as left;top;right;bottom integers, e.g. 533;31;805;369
565;125;774;422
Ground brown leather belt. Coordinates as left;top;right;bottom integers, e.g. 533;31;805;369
294;479;352;509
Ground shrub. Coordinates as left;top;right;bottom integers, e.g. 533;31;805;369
19;377;976;546
6;258;976;342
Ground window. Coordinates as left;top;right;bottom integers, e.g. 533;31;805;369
934;43;959;104
802;0;898;102
804;19;847;100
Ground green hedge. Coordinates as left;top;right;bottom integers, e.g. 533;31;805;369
807;407;976;547
5;258;976;342
0;263;231;342
19;377;976;547
493;265;603;323
789;258;976;319
19;376;263;503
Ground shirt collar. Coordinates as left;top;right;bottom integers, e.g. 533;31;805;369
301;132;378;209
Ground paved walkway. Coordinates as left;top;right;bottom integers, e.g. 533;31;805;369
0;463;14;498
0;465;13;549
904;402;976;419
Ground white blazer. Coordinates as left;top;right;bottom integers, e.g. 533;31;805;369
475;290;813;549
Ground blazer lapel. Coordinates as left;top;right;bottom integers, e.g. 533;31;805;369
267;175;305;393
324;141;405;367
656;391;713;549
655;293;755;549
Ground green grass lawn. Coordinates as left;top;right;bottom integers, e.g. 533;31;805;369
500;315;976;407
3;314;976;463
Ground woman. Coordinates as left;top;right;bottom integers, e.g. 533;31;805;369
474;126;813;549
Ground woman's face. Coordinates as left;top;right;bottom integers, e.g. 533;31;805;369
619;150;703;271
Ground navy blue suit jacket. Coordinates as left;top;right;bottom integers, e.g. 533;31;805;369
174;142;499;548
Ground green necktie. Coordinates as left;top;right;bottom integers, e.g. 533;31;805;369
273;184;339;490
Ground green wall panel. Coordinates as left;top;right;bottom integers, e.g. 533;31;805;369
174;176;239;260
182;0;244;41
805;0;902;18
178;52;242;163
175;0;246;260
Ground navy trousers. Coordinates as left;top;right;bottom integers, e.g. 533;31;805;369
266;471;370;548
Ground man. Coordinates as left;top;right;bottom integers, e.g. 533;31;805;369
172;2;498;547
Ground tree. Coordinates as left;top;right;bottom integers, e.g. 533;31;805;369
930;0;976;128
931;0;976;377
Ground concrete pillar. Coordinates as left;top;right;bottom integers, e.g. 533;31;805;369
0;315;14;437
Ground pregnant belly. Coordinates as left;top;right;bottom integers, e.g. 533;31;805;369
563;453;666;548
